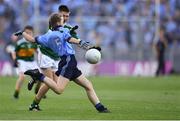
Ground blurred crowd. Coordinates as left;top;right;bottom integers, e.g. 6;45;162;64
0;0;180;60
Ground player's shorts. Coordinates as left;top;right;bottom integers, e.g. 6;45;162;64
55;55;82;81
17;60;39;74
37;49;59;71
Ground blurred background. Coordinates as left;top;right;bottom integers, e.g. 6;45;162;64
0;0;180;76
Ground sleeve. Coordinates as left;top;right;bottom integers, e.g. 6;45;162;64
64;25;79;39
70;31;79;39
6;44;15;53
63;28;72;42
35;34;48;45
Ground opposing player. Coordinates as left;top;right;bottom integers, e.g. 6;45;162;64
15;13;110;113
26;5;79;111
13;26;39;99
5;34;18;69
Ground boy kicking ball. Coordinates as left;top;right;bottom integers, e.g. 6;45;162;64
14;13;110;113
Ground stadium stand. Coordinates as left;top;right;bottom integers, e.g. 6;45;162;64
0;0;180;72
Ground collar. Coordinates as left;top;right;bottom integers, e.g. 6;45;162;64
52;25;63;31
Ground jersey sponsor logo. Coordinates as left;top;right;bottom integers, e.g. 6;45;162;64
17;48;36;57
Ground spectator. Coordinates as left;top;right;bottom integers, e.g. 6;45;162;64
0;0;180;61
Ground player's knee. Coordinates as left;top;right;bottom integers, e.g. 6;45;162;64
19;75;25;80
85;82;93;91
55;88;64;95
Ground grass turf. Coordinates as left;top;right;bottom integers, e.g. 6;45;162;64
0;75;180;120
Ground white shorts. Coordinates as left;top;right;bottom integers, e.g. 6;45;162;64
17;60;39;74
37;49;59;71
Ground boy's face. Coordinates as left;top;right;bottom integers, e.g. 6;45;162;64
24;29;33;36
59;11;70;23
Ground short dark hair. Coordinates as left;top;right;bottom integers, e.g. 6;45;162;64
23;25;34;31
58;5;69;12
49;13;61;29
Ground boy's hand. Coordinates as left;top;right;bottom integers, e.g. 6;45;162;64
14;31;23;36
79;40;91;50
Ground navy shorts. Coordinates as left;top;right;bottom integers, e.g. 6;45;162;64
55;55;82;80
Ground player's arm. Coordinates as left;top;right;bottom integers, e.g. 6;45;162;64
11;51;18;67
68;37;90;50
11;51;16;60
63;26;101;51
11;45;19;67
68;38;80;44
14;31;36;43
68;37;101;51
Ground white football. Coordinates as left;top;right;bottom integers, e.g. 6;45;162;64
85;49;101;64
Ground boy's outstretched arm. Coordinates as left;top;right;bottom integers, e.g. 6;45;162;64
68;38;101;51
68;38;91;50
14;30;35;43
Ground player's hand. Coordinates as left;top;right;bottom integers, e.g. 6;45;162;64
13;59;18;67
89;46;101;51
14;31;23;36
79;40;91;50
70;25;78;34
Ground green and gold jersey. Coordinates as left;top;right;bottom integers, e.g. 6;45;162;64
39;24;79;60
15;38;37;61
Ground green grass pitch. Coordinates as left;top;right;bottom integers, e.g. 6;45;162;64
0;75;180;120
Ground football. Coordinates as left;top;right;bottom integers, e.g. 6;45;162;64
85;49;101;64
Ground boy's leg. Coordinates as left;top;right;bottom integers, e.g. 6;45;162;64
25;69;69;94
14;72;25;99
29;73;67;111
36;71;59;100
29;83;49;111
74;75;100;105
36;68;54;97
74;75;110;113
35;68;58;100
34;82;41;94
42;75;69;94
30;69;58;110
